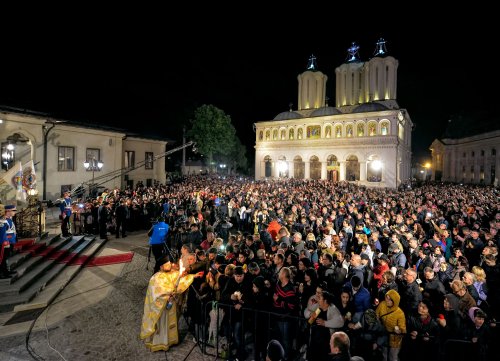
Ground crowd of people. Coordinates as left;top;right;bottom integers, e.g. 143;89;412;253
133;176;499;361
7;174;499;361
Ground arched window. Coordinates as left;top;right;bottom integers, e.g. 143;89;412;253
327;155;340;181
298;128;303;140
367;155;382;182
265;130;270;141
273;129;278;140
346;155;360;181
310;155;321;180
289;128;294;140
264;156;272;177
325;125;332;138
368;122;377;136
280;129;286;140
278;156;288;177
294;156;304;179
335;124;342;138
346;124;353;138
259;131;263;141
380;121;389;135
357;123;365;137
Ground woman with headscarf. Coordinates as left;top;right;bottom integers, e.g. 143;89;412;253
465;307;491;361
375;289;406;361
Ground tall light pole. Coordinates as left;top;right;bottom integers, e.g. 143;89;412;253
42;119;64;200
83;158;103;198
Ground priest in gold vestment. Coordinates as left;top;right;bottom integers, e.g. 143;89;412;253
140;261;199;351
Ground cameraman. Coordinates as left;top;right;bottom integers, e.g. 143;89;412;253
148;216;170;273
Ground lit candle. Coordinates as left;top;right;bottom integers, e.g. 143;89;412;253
174;259;185;290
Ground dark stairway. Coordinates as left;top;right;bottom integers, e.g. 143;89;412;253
0;233;102;313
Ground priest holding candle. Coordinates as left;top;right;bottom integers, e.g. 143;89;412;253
140;258;203;351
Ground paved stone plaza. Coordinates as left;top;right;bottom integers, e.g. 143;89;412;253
0;222;217;361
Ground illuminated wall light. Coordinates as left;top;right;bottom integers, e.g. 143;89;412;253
371;160;383;171
278;161;288;173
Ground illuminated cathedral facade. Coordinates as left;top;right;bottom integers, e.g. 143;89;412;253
254;40;413;188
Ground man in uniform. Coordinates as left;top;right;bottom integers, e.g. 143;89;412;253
1;204;17;278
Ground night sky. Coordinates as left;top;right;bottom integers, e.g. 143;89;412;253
1;11;495;167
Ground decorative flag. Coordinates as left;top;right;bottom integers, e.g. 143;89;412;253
0;161;23;197
15;161;25;201
22;160;37;191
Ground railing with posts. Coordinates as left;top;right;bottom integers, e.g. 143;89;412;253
191;301;498;361
15;195;45;238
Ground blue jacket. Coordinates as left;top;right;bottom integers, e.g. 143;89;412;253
5;218;16;244
149;222;169;245
0;220;7;243
59;197;72;217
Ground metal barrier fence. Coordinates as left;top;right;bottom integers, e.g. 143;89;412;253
190;301;499;361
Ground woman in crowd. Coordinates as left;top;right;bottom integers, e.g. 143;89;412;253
335;288;355;329
307;290;344;361
375;289;406;361
437;293;464;360
404;299;440;361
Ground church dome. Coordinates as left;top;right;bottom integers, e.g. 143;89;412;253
273;111;303;120
310;106;342;117
352;102;388;113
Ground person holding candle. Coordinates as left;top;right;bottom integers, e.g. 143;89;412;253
140;259;202;352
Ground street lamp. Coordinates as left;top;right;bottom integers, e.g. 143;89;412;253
83;158;103;198
423;162;431;181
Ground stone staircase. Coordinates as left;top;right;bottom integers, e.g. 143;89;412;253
0;232;104;313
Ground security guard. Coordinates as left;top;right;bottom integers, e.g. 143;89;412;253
1;204;17;278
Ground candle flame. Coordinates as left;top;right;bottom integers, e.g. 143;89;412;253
179;258;185;275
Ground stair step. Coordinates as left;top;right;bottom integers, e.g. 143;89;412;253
2;236;73;287
7;234;61;271
0;236;85;297
0;236;99;312
1;237;96;310
14;237;106;312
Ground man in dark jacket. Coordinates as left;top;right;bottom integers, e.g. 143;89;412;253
221;266;253;360
400;268;422;315
114;198;129;238
98;201;110;240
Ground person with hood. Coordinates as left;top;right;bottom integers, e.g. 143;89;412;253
375;289;406;361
